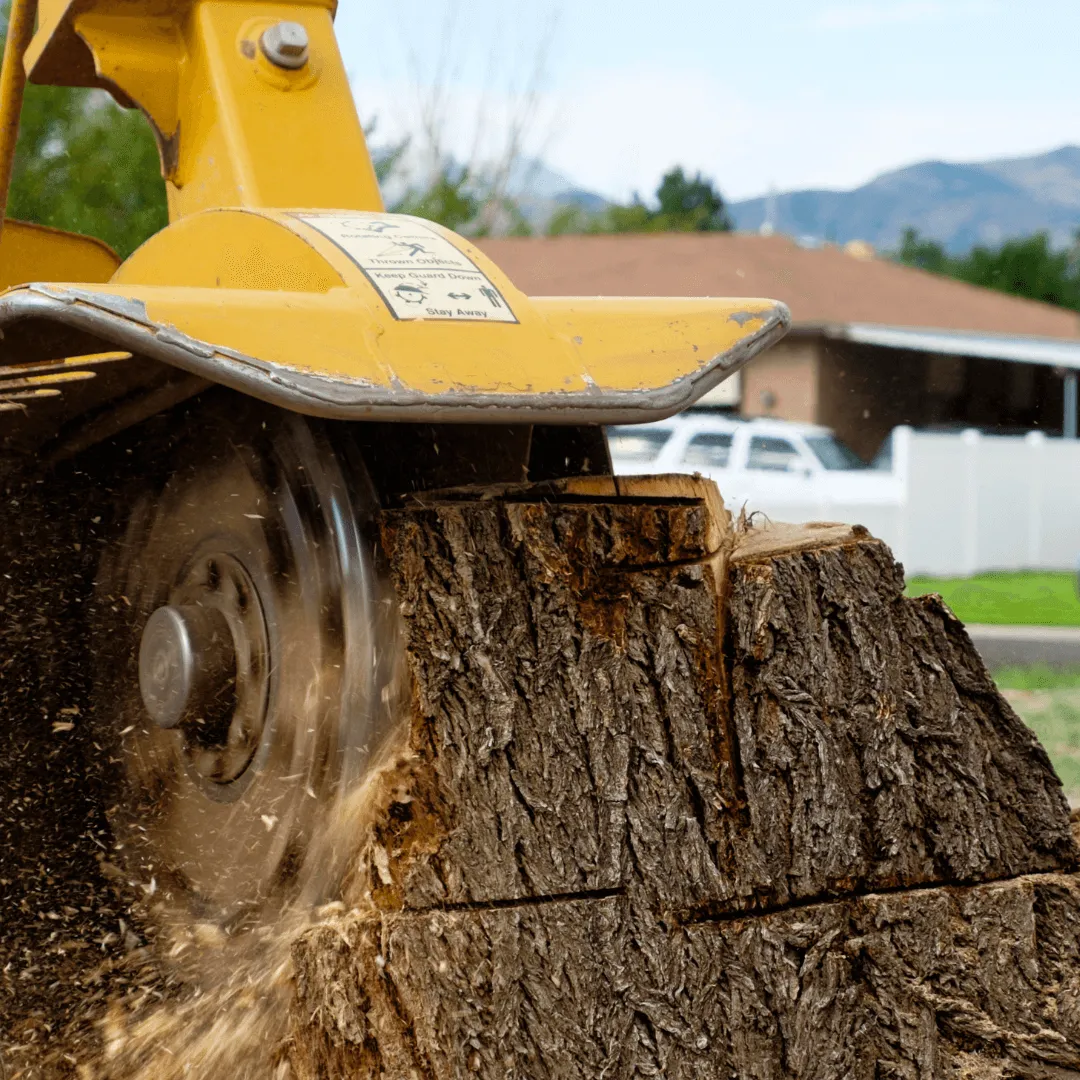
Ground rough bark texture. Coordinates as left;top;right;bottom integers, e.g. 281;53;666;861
288;477;1080;1079
293;873;1080;1080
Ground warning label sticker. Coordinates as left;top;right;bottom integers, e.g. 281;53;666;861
294;213;518;324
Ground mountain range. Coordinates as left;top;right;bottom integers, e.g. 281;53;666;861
722;146;1080;253
517;147;1080;254
503;157;608;226
390;146;1080;254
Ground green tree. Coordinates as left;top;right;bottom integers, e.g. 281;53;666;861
592;198;655;234
378;151;535;237
894;228;1080;313
9;85;168;258
956;233;1080;310
654;166;733;231
895;227;952;274
550;166;733;236
392;168;479;234
0;2;167;257
545;203;587;236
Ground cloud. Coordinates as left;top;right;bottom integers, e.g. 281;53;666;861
811;0;993;30
351;58;1080;206
532;68;1080;203
342;0;1079;206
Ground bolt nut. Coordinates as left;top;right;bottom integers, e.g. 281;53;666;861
260;21;309;70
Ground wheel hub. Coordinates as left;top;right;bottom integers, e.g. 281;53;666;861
140;551;272;789
139;603;237;732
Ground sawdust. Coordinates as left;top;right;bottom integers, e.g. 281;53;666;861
0;708;411;1079
0;412;414;1077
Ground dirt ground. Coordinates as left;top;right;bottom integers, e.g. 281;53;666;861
0;697;340;1079
0;700;168;1074
0;465;189;1077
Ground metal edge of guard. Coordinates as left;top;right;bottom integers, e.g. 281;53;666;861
0;285;791;424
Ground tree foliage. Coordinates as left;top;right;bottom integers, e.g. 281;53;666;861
6;81;506;251
392;167;480;234
896;227;1080;312
9;85;167;259
895;227;953;275
2;17;727;253
548;166;733;236
654;167;733;231
0;2;166;257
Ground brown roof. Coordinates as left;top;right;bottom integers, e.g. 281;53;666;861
477;233;1080;341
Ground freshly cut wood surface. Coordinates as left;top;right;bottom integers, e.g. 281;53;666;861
288;479;1080;1079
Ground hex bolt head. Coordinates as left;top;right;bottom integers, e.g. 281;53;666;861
260;21;310;70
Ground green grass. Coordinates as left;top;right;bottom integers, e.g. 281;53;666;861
993;665;1080;690
906;571;1080;627
1003;686;1080;801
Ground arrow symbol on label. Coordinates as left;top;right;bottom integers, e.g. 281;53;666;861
448;292;472;299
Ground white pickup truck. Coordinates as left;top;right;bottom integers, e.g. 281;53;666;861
608;414;902;536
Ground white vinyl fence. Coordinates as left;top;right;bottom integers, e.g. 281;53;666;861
610;420;1080;577
880;427;1080;577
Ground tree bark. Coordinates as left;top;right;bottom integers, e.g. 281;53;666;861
288;477;1080;1079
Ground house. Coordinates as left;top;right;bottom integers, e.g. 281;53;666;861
477;233;1080;460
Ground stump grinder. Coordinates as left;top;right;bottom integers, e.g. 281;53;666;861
0;0;788;931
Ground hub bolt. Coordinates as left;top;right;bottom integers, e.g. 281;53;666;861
139;604;237;732
260;21;310;69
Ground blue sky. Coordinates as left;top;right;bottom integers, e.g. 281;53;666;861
335;0;1080;202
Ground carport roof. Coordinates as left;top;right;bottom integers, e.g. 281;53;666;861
477;233;1080;366
828;323;1080;370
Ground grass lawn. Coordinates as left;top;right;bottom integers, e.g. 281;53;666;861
1003;686;1080;803
989;668;1080;802
905;571;1080;626
994;665;1080;691
906;575;1080;793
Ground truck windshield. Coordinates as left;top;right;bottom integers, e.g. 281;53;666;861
805;434;867;471
607;427;671;463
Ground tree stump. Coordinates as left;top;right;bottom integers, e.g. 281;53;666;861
287;476;1080;1079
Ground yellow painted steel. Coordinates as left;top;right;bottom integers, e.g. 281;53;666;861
103;208;783;402
1;0;791;423
0;0;38;245
110;288;779;399
25;0;383;219
115;210;344;292
0;220;120;288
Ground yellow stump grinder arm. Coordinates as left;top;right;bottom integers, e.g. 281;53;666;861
0;0;789;925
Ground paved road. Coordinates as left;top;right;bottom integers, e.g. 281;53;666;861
967;624;1080;669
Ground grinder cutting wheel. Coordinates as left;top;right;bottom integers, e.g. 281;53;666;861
93;402;400;923
0;0;788;928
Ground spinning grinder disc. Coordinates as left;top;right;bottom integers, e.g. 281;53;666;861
93;402;402;927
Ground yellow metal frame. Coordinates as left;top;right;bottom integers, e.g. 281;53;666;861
25;0;384;219
0;0;790;424
0;0;39;249
0;219;119;288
